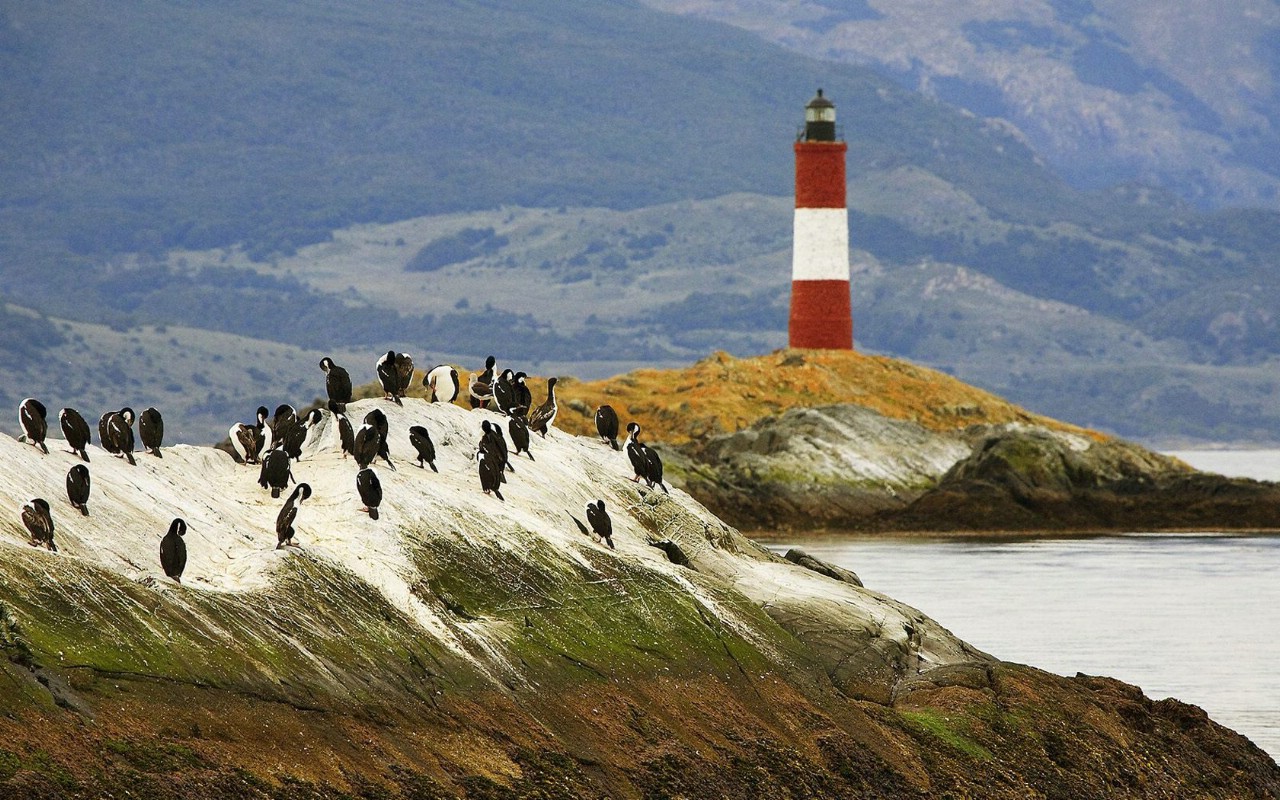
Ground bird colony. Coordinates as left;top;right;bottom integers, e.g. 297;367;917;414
4;355;668;599
1;354;980;712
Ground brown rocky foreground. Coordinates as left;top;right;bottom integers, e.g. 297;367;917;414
1;656;1277;798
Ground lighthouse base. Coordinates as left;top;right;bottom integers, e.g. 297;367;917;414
789;279;853;349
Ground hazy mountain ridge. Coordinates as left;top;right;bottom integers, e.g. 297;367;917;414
639;0;1280;210
4;0;1280;444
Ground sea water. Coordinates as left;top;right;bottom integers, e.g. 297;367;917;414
761;450;1280;761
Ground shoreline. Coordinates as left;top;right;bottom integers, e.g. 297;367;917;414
748;526;1280;544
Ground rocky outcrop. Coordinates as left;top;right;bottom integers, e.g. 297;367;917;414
886;427;1280;532
677;404;969;530
0;398;1275;797
677;403;1280;533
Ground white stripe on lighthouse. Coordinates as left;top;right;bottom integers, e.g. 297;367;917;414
791;208;849;282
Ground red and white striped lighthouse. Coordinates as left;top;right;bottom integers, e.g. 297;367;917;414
789;89;853;350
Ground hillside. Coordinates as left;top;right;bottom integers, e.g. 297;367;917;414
640;0;1280;211
554;348;1096;445
0;396;1276;796
538;350;1280;535
3;0;1280;445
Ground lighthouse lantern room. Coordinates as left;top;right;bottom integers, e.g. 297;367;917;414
789;89;853;350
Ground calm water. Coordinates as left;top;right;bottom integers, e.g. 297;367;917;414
763;450;1280;761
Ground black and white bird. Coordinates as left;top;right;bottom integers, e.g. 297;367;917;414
508;415;533;461
269;404;298;449
643;444;668;494
493;369;517;416
258;448;293;499
480;420;511;476
320;357;353;415
281;408;322;460
476;449;505;501
59;407;92;462
356;467;382;520
395;352;415;399
512;372;533;419
376;350;399;403
586;500;615;549
229;406;271;465
527;377;559;439
425;364;459;403
100;407;136;465
595;405;620;450
330;402;355;459
408;425;438;472
353;422;379;469
468;356;497;409
17;398;49;455
65;464;90;516
139;407;164;458
625;422;668;493
21;498;56;552
362;408;394;469
159;518;187;583
276;483;311;549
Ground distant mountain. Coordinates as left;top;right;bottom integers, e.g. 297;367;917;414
639;0;1280;211
3;0;1280;445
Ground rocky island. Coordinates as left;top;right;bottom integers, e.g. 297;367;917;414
562;350;1280;535
0;357;1277;798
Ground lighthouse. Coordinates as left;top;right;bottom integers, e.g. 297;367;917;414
789;89;853;350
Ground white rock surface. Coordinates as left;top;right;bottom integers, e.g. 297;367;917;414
0;396;984;695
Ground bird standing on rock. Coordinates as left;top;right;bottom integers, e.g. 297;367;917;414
469;356;496;409
477;449;505;501
625;422;668;493
527;377;559;439
425;364;459;403
269;404;297;449
363;408;394;470
230;406;270;465
18;398;49;455
258;448;293;499
357;468;382;520
493;369;518;416
480;420;511;476
394;352;415;399
320;357;352;415
276;483;311;548
508;415;533;461
408;425;438;472
586;500;615;549
330;402;355;459
595;405;619;450
59;407;91;462
282;408;322;460
159;518;187;583
100;408;136;465
376;351;401;404
139;407;164;458
512;372;532;419
353;422;379;469
66;465;90;516
21;499;56;552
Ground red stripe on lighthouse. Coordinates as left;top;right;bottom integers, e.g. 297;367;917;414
794;141;847;209
789;280;852;349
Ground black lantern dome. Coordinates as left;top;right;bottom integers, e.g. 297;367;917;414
803;89;837;142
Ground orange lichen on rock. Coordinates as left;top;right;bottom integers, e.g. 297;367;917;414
557;349;1103;445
